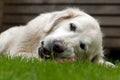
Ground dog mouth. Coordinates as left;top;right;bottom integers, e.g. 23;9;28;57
38;46;51;59
38;41;75;61
38;40;65;59
38;46;68;60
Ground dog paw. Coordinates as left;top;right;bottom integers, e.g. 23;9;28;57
98;60;115;68
104;61;115;68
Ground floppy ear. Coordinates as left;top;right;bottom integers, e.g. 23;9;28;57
43;8;77;33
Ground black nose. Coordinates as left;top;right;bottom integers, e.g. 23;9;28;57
80;43;86;50
53;41;65;53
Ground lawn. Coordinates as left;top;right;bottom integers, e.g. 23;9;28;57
0;56;120;80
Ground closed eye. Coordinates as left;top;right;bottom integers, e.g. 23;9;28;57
70;23;77;31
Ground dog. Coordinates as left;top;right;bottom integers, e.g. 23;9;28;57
0;8;114;67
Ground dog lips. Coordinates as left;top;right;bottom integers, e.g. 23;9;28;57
38;47;51;59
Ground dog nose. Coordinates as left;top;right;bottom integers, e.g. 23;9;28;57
53;41;65;53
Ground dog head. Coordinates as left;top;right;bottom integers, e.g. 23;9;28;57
38;8;103;61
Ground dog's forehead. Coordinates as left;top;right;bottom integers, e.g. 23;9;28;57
67;15;100;31
46;14;100;40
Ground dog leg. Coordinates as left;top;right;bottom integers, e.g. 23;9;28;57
15;52;38;58
92;54;115;67
9;52;42;62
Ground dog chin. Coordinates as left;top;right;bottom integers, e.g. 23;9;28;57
55;56;75;62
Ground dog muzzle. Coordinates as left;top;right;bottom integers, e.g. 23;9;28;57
38;47;52;59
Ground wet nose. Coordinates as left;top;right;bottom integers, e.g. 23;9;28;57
53;41;65;53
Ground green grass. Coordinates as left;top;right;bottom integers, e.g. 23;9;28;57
0;56;120;80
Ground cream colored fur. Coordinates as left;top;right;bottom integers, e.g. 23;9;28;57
0;8;114;67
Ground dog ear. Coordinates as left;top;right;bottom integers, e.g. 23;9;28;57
43;8;77;33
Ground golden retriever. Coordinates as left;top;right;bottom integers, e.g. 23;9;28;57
0;8;114;67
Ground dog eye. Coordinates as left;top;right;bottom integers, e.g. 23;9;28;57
70;23;76;31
